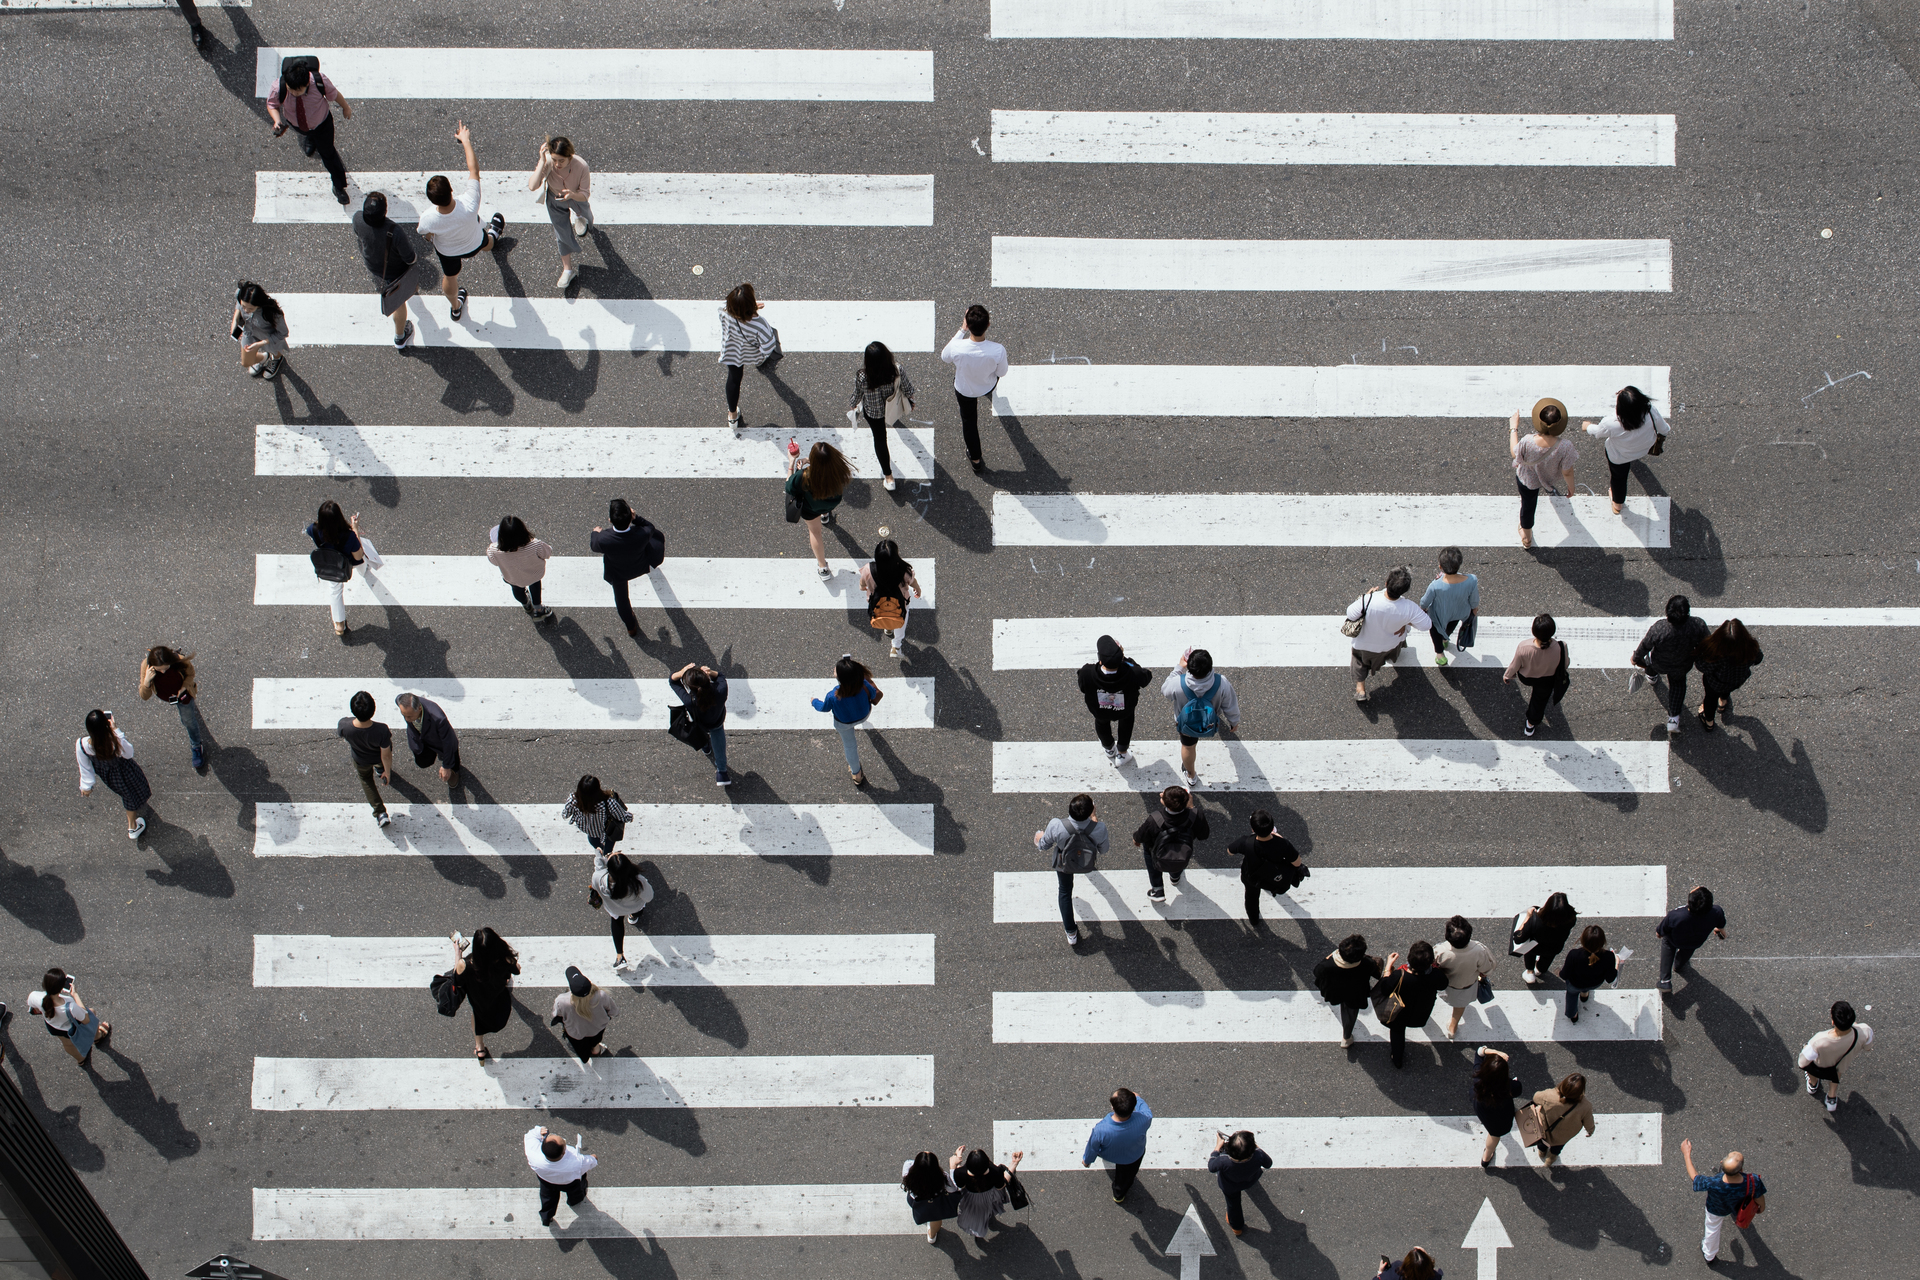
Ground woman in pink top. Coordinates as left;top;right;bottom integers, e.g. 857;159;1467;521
1502;614;1567;737
487;515;555;623
528;137;593;290
1508;399;1578;549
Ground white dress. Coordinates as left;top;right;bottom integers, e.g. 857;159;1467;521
1434;940;1496;1009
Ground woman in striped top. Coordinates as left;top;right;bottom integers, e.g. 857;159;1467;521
719;283;779;429
850;341;915;492
560;774;631;854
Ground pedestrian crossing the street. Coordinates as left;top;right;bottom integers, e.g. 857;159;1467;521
988;0;1675;42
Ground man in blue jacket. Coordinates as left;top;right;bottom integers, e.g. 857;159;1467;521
395;692;460;787
590;498;666;638
1082;1088;1153;1203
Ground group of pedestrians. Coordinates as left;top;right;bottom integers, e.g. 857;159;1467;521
1507;386;1672;547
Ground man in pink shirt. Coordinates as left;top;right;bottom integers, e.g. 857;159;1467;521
266;58;353;206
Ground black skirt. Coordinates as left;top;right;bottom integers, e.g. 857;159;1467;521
468;982;513;1036
94;755;151;812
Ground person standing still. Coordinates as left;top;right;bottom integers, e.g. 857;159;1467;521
232;281;291;380
859;539;921;661
418;122;507;321
1434;915;1497;1039
1629;594;1710;736
1132;785;1209;903
394;692;460;788
336;691;393;828
1582;385;1671;515
1508;399;1578;550
1655;885;1726;993
811;656;884;787
590;498;666;638
1346;568;1432;703
719;283;779;429
75;711;151;841
1227;809;1306;931
138;645;207;770
939;305;1009;473
1418;548;1480;666
1372;940;1448;1069
550;966;616;1060
1208;1131;1272;1237
487;515;556;623
1081;1088;1152;1203
1078;635;1152;766
525;1125;597;1226
850;341;915;491
671;663;732;786
1161;648;1241;788
528;136;593;289
786;441;853;580
1034;793;1108;948
350;192;418;350
1681;1139;1764;1263
1501;614;1567;737
265;58;353;206
1695;619;1764;729
1798;1000;1872;1113
1313;934;1387;1049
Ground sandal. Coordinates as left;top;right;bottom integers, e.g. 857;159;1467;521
97;1022;112;1045
475;1046;491;1061
850;771;867;787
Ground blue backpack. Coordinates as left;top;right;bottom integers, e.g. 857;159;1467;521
1175;677;1218;738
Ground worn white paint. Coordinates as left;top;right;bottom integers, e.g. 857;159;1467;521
988;0;1674;41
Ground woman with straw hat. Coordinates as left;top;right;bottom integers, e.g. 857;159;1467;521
1507;398;1579;550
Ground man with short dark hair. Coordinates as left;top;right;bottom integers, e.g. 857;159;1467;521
1034;792;1108;948
1629;593;1710;736
1078;634;1153;766
1161;647;1240;788
590;498;667;638
395;692;460;787
1655;884;1727;993
1207;1130;1272;1238
1132;785;1210;904
418;121;507;321
1081;1088;1152;1203
351;192;418;349
1681;1138;1764;1264
1798;999;1872;1113
336;691;392;828
1346;567;1431;703
939;304;1008;473
266;58;353;206
524;1124;598;1226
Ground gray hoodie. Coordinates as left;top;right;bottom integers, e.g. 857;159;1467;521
1162;670;1240;729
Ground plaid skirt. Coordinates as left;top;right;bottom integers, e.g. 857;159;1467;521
94;755;151;812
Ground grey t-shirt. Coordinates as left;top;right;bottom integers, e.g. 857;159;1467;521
337;717;392;766
1513;435;1578;494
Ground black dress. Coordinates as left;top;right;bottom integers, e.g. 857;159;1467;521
464;959;519;1036
1472;1074;1524;1137
93;754;152;812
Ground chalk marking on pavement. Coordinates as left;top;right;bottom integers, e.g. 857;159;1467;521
988;1;1673;41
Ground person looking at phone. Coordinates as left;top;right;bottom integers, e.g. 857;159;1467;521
265;57;353;205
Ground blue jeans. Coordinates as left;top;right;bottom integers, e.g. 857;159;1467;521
1566;983;1600;1017
1057;872;1077;932
174;697;205;752
834;719;863;773
706;725;729;774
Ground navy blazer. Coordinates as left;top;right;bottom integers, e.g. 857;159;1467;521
403;697;460;770
590;518;666;583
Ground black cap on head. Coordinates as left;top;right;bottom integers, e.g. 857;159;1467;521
565;965;592;998
1096;635;1123;665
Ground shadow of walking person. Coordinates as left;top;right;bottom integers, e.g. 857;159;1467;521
1662;968;1798;1093
4;1040;105;1172
139;812;236;898
203;3;272;122
1830;1095;1920;1194
1673;717;1828;833
1501;1163;1669;1263
87;1043;202;1162
0;844;84;944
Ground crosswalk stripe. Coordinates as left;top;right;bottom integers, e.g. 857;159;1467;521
253;1184;917;1239
992;739;1668;794
997;1114;1662;1171
252;1055;932;1111
993;237;1672;292
255;171;935;225
252;802;935;858
256;422;936;479
989;364;1669;417
988;1;1674;41
252;677;935;731
278;294;932;353
991;111;1676;166
991;609;1915;669
994;493;1669;549
993;989;1662;1043
254;555;939;609
6;0;250;6
993;866;1665;924
252;47;936;102
254;934;936;987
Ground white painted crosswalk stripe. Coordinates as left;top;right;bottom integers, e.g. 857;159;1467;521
992;609;1917;670
8;0;250;7
253;1184;916;1239
994;237;1672;292
254;934;935;987
252;802;934;858
253;677;935;731
991;111;1676;167
989;1;1674;41
993;866;1665;924
252;1055;931;1111
999;1114;1662;1171
256;423;936;480
993;989;1662;1043
989;364;1670;417
994;493;1669;549
253;47;936;101
278;294;932;353
254;555;938;609
255;171;935;225
992;739;1668;794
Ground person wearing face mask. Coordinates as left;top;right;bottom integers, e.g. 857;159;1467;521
231;281;290;380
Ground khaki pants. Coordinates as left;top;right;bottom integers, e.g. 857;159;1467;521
353;762;387;816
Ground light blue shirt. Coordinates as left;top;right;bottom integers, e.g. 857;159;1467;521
1083;1097;1154;1166
1419;574;1480;627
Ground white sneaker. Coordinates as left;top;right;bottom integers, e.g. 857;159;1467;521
1064;929;1079;947
375;811;392;828
1522;970;1540;985
556;266;578;288
570;212;588;237
1113;751;1134;767
1184;771;1202;788
128;817;146;840
612;956;634;972
1340;1036;1353;1048
889;644;902;658
1667;715;1681;735
1102;746;1119;761
882;476;896;490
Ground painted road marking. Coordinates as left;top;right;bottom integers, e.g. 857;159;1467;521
988;1;1673;41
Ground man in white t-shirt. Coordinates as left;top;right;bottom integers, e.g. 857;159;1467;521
939;304;1009;473
1345;567;1431;703
418;120;506;321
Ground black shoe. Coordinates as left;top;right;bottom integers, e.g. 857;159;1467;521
625;624;640;638
334;185;350;206
451;286;468;321
531;606;556;623
969;456;984;473
538;1213;555;1226
190;24;207;48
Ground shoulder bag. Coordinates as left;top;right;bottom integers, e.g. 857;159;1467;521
429;969;464;1017
1456;612;1478;650
1340;590;1375;639
379;233;420;317
1514;1101;1546;1146
1733;1174;1762;1228
1370;969;1408;1025
1005;1170;1030;1211
1476;974;1496;1004
784;468;804;524
668;704;712;753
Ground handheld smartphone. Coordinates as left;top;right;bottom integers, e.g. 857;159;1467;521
273;122;288;138
231;323;244;341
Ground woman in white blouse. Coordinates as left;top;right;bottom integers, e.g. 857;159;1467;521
1434;915;1497;1039
75;710;151;840
1582;385;1671;515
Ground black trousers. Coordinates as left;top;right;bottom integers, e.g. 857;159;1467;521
511;581;543;610
1108;1158;1142;1198
1524;945;1562;977
1646;664;1691;716
1093;708;1135;752
1518;673;1555;727
955;390;983;462
538;1174;588;1219
1608;458;1634;505
724;364;746;413
1338;1002;1362;1039
1516;478;1541;530
293;114;348;192
176;0;202;24
1244;882;1275;924
864;412;893;477
609;578;639;634
1388;1019;1412;1065
1658;938;1698;982
1429;618;1460;654
563;1030;605;1061
1216;1172;1257;1230
411;745;449;772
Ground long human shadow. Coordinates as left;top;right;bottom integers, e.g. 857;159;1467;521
1497;1163;1668;1263
4;1038;105;1171
465;768;558;901
203;728;294;848
1830;1094;1920;1194
587;234;684;382
1671;715;1827;833
903;643;1003;744
585;1234;681;1278
87;1044;201;1162
622;862;749;1053
270;361;354;431
413;342;518;416
1562;1041;1686;1110
0;843;84;943
1122;1180;1226;1278
1636;465;1728;598
930;1216;1081;1277
203;3;271;121
139;811;236;898
340;600;455;681
1661;969;1797;1093
493;247;602;413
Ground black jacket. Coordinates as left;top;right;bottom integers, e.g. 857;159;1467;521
1632;616;1709;673
351;211;416;281
1132;806;1210;851
1078;658;1154;716
402;696;459;770
1230;834;1306;890
1372;963;1447;1026
1207;1149;1272;1188
1515;907;1578;960
1313;953;1384;1008
1696;647;1762;695
591;518;666;583
1560;947;1619;990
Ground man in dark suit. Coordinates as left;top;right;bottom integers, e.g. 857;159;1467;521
589;498;667;638
395;692;461;787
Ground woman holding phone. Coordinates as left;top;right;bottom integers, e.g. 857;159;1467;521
34;968;111;1068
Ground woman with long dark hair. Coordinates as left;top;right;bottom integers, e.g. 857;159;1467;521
138;644;207;769
901;1149;961;1244
232;280;290;379
1513;892;1578;985
849;340;915;491
306;499;381;638
1559;925;1620;1023
1375;1247;1440;1279
1695;618;1763;728
951;1146;1024;1240
34;968;110;1069
671;663;732;786
75;710;151;840
527;135;594;289
719;282;779;429
811;655;884;786
451;927;520;1060
786;440;854;580
486;514;555;622
591;849;654;972
561;774;631;855
1583;384;1671;515
1470;1047;1523;1168
858;539;922;660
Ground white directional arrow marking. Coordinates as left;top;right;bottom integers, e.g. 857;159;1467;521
1461;1197;1514;1280
1165;1202;1216;1280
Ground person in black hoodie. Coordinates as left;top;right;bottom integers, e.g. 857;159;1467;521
1513;892;1578;986
1371;939;1448;1068
1078;635;1153;765
1313;933;1387;1049
1131;785;1208;904
1694;618;1763;729
1559;925;1620;1023
589;498;666;638
1226;809;1307;930
1628;593;1709;736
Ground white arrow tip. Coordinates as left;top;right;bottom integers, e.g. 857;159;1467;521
1462;1197;1513;1251
1167;1203;1217;1258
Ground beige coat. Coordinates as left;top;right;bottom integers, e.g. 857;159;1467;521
1533;1088;1596;1146
487;538;553;587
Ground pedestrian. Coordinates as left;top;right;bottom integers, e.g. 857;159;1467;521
265;56;352;206
1161;647;1242;788
350;192;418;350
138;645;207;771
1345;568;1432;703
786;440;853;581
1798;999;1873;1114
524;1125;597;1226
1078;635;1153;766
451;927;519;1060
561;774;631;856
846;341;916;491
590;498;666;639
1559;925;1619;1024
1508;399;1578;549
1207;1130;1272;1238
902;1150;963;1245
1131;785;1210;904
306;499;380;639
75;711;151;841
29;969;110;1069
1511;892;1578;986
859;538;922;661
394;692;461;788
527;136;593;289
1418;547;1480;666
939;305;1009;473
719;283;779;429
418;121;507;322
486;515;556;624
812;656;885;787
549;966;616;1060
1375;1247;1441;1279
1501;613;1569;738
1629;594;1709;736
951;1146;1024;1240
591;850;654;974
336;691;393;829
1313;934;1388;1049
1681;1139;1765;1263
232;281;290;380
670;663;732;786
1081;1088;1152;1203
1471;1047;1523;1168
175;0;207;48
1582;385;1671;515
1695;619;1764;729
1226;809;1307;930
1654;885;1727;994
1372;940;1448;1069
1530;1073;1594;1166
1034;793;1108;948
1434;915;1497;1040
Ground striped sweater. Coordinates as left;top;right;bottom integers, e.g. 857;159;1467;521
718;309;778;367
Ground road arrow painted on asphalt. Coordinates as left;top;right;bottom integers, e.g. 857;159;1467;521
1166;1203;1216;1280
1462;1198;1513;1280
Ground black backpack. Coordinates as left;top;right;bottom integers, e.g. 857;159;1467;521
280;54;321;94
1150;820;1194;875
310;544;353;583
1052;823;1099;874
